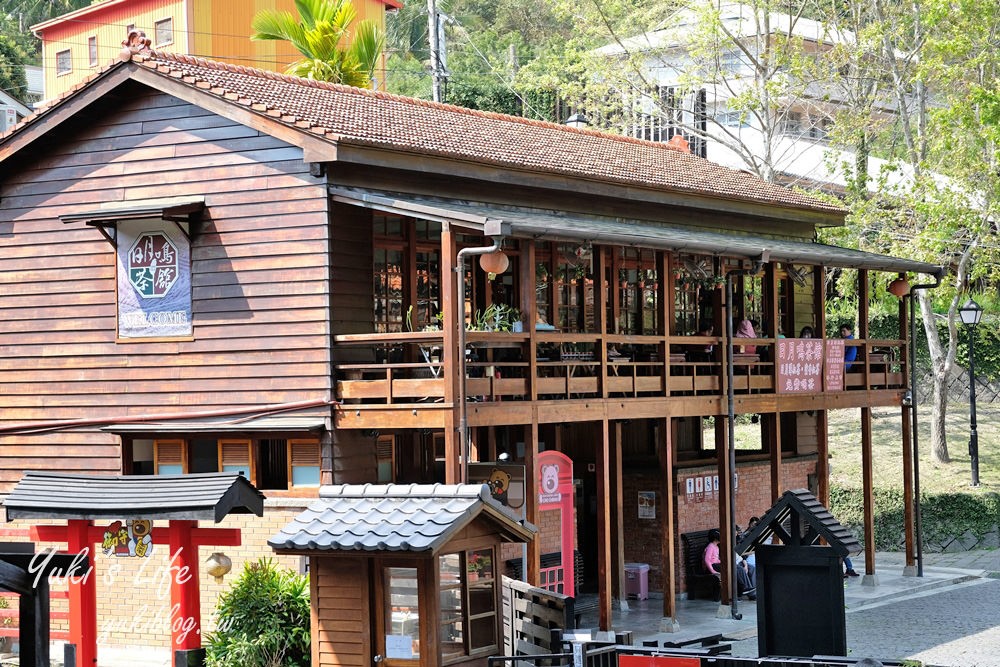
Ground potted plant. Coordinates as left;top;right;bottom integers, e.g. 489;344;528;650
470;303;521;332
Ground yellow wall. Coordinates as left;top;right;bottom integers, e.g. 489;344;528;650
38;0;390;102
39;0;190;101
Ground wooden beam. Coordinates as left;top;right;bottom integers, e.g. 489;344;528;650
769;412;783;502
441;228;459;483
660;417;677;622
611;421;625;605
899;279;915;570
520;241;539;402
596;418;613;629
715;418;733;606
861;406;875;575
817;410;829;507
525;417;540;586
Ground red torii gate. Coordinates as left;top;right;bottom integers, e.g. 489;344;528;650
3;472;264;666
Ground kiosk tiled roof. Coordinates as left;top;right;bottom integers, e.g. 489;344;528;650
269;484;534;553
3;471;265;522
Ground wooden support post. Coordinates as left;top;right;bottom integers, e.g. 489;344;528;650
659;417;678;627
320;429;334;486
441;227;460;483
611;420;625;605
660;252;672;389
520;241;538;402
859;269;870;388
525;418;540;586
861;406;876;580
715;418;733;607
769;412;783;502
596;246;610;398
817;410;829;507
596;418;613;630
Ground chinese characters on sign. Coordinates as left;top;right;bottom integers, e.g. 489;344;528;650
824;339;846;392
777;338;824;393
116;220;192;338
101;519;154;558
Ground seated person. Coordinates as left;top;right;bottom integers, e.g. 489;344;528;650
734;318;757;354
799;325;814;338
841;323;858;370
686;321;715;362
703;528;755;600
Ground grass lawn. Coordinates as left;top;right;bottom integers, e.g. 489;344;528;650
826;403;999;494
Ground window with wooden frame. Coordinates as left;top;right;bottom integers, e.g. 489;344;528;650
373;214;443;334
288;439;321;487
377;434;395;482
613;248;658;335
153;440;186;475
218;438;254;480
439;547;498;662
554;243;593;332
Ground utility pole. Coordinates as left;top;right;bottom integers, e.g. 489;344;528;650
427;0;444;102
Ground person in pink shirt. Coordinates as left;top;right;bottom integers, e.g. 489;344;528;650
703;528;756;600
704;528;722;573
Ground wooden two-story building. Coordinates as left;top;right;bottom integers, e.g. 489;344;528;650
0;50;939;656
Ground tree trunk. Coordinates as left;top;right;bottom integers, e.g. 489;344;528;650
929;370;950;463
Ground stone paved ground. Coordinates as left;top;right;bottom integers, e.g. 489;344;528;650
724;549;1000;666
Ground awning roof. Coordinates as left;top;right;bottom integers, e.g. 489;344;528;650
60;195;205;224
101;416;326;436
331;186;942;277
3;472;265;522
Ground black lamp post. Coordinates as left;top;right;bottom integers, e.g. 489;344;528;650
958;298;983;487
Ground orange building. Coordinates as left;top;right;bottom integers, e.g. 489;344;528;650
31;0;401;101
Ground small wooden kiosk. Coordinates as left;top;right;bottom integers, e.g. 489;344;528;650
270;484;535;667
736;489;861;658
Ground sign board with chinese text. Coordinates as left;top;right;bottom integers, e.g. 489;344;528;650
116;220;192;338
824;339;846;392
776;338;824;393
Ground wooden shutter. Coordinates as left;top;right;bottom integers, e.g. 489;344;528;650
218;439;254;485
154;440;187;475
288;439;321;487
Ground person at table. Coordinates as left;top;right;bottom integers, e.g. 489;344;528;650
840;323;858;370
734;318;757;354
685;320;715;362
704;528;755;600
799;325;814;338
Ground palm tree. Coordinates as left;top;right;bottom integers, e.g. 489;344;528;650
251;0;385;88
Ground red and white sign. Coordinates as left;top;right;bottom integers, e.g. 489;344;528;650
777;338;824;393
824;339;846;391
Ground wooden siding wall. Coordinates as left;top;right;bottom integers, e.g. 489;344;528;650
331;202;375;359
0;87;332;491
332;429;377;484
313;556;371;667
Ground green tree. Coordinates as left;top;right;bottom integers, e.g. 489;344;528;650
205;558;311;667
0;36;29;103
251;0;385;87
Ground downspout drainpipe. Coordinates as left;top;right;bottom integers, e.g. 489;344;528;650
455;234;505;483
723;252;768;621
909;270;944;577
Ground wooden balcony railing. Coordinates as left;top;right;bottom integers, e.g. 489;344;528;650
333;332;906;405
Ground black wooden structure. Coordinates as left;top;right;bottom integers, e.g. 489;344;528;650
0;542;86;667
736;489;861;658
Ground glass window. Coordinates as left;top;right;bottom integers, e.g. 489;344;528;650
154;18;174;46
56;50;72;76
385;567;420;660
88;36;98;67
439;548;498;660
374;248;404;333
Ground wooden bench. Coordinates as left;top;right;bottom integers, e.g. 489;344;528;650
681;530;721;601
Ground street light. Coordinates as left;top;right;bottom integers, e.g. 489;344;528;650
958;298;983;487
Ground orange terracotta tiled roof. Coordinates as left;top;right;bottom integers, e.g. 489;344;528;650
9;51;843;216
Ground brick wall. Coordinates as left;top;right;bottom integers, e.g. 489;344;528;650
622;456;817;593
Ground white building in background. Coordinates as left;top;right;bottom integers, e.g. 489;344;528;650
595;2;918;193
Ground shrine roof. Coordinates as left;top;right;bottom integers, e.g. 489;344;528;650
3;472;264;522
269;484;535;554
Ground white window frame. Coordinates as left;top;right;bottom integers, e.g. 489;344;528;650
88;36;98;67
154;17;174;47
56;49;72;76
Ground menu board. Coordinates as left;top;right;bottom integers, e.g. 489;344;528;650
824;339;846;392
776;338;824;393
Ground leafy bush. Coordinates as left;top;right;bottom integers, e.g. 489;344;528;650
205;558;311;667
830;485;1000;550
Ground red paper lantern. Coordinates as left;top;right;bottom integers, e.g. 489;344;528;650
888;277;910;298
480;251;509;275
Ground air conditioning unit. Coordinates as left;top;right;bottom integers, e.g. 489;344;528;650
0;105;18;132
